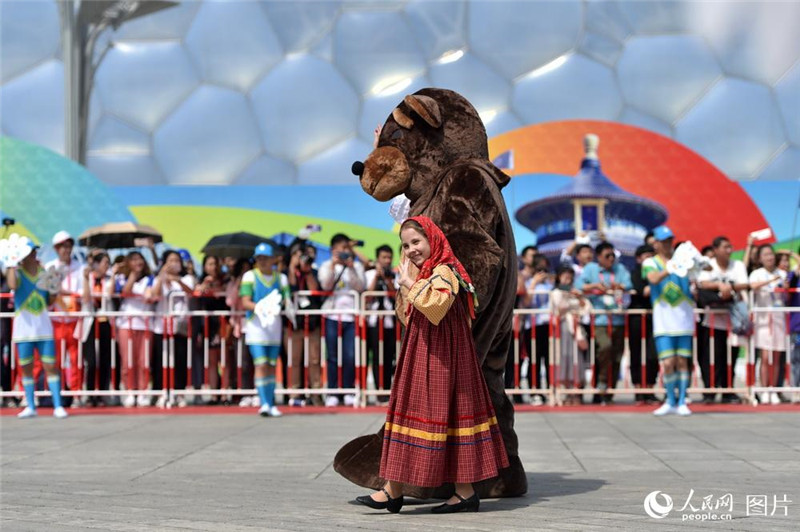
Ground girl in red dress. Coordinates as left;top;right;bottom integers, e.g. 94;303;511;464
356;216;508;514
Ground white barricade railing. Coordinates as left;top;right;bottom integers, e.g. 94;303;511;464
0;289;798;407
359;290;402;407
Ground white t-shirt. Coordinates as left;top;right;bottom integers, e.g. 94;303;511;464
46;258;84;324
152;275;196;335
749;267;787;351
318;260;365;323
697;258;748;330
365;268;398;329
114;274;154;331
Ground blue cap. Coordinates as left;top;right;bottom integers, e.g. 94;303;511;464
253;242;274;258
178;249;191;262
653;225;674;241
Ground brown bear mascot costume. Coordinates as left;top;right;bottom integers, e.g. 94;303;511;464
335;88;527;499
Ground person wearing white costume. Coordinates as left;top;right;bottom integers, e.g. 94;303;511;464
3;236;68;419
240;242;291;417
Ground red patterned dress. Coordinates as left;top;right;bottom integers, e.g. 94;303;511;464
379;264;509;487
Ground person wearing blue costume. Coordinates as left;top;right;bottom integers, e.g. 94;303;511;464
7;245;68;419
643;226;696;416
239;243;291;417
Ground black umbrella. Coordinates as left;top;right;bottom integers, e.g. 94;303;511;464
201;232;276;259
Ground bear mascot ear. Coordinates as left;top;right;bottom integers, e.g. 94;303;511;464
403;94;442;128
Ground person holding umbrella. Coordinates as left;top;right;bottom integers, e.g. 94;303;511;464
239;243;291;417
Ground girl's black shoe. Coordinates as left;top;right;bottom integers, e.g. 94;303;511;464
431;492;480;514
355;488;404;513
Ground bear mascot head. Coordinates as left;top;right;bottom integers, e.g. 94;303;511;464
336;88;527;499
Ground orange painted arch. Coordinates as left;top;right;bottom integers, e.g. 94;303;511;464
488;120;770;250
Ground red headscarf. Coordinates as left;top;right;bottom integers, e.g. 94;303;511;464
403;215;477;317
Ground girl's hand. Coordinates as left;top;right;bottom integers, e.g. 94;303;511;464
398;258;414;289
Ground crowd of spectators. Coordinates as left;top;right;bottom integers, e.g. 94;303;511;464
0;228;399;410
1;226;798;410
508;231;800;405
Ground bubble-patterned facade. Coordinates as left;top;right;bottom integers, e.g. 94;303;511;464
1;0;798;185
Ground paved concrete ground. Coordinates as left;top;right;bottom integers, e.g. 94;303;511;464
1;410;799;531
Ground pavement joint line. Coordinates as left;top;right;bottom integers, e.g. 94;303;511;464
313;413;384;480
0;420;87;445
659;416;769;473
5;413;799;531
740;415;799;453
129;419;262;482
542;413;587;473
0;418;156;468
598;415;686;478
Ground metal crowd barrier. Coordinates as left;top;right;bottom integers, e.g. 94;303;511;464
0;289;798;408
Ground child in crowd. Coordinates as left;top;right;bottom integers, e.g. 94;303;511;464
549;266;590;405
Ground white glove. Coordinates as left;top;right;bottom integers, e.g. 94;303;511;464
674;241;713;277
389;194;411;224
254;289;282;328
36;265;66;294
666;259;688;278
0;233;34;268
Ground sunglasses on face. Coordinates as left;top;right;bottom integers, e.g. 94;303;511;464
601;253;615;259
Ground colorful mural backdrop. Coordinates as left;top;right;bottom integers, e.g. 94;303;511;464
1;120;797;264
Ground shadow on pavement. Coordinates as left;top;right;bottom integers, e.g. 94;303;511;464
524;472;607;503
347;472;606;514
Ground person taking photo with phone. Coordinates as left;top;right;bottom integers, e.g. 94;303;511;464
319;233;365;407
